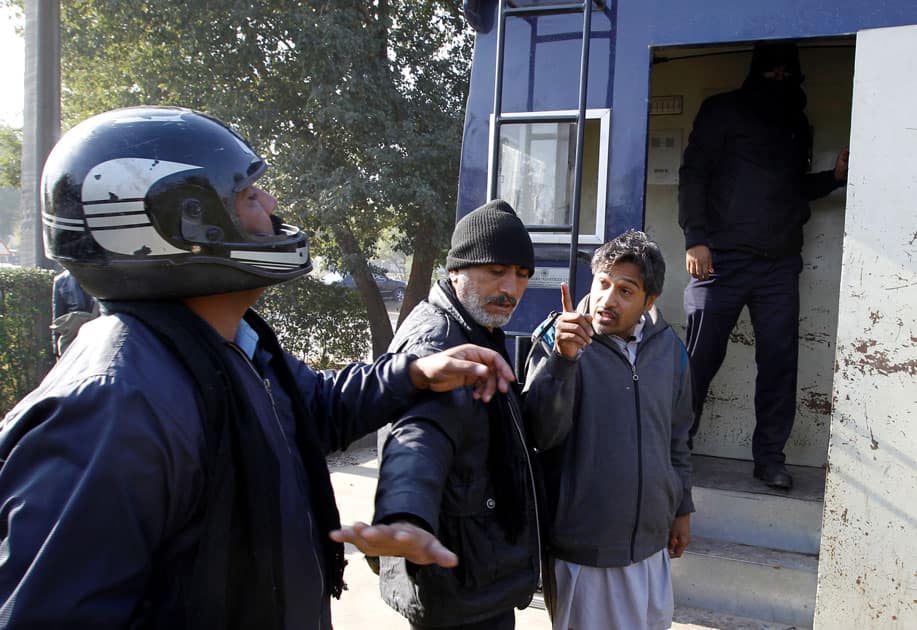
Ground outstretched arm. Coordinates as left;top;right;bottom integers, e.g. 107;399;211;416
330;521;457;568
291;344;513;454
408;343;515;403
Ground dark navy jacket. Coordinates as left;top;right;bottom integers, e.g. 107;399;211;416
679;89;840;258
0;312;418;629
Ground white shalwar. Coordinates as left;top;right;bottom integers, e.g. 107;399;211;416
551;548;674;630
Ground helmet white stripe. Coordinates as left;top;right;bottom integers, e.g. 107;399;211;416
42;212;84;226
82;158;199;202
42;216;86;232
83;200;146;216
238;262;303;271
86;215;151;229
229;247;309;266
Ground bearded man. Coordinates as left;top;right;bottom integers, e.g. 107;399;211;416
364;200;562;630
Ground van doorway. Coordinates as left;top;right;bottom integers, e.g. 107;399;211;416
643;38;855;467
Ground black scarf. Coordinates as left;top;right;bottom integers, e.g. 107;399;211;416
740;75;807;126
104;301;345;629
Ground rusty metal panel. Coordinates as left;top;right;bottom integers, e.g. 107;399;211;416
815;24;917;629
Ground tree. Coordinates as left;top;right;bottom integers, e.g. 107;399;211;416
56;1;473;356
0;124;22;189
257;277;370;370
0;124;23;244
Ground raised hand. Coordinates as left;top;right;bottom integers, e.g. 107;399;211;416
329;521;458;568
553;282;593;359
408;343;515;403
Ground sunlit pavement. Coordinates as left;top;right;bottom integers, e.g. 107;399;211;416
329;447;719;630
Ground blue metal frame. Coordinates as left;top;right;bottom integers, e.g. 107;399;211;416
458;0;917;334
488;1;602;301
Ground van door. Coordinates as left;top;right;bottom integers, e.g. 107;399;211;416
815;24;917;628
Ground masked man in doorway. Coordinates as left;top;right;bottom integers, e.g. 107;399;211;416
361;200;563;630
524;230;694;630
0;106;516;629
678;42;849;489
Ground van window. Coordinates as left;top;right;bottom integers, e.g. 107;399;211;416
492;108;609;244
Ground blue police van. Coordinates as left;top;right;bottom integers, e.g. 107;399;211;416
456;2;917;627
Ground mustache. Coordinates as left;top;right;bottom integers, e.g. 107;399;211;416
487;295;517;308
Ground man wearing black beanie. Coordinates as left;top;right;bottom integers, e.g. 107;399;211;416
368;199;558;629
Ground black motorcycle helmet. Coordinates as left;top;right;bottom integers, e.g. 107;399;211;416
42;106;312;300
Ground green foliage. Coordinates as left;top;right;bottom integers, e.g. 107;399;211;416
0;266;54;416
256;276;370;371
0;188;19;244
0;125;21;189
56;0;473;355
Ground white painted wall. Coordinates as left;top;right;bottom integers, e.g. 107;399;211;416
814;25;917;628
645;43;854;467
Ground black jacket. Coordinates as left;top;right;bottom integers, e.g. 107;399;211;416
678;87;840;258
0;312;420;629
374;281;548;626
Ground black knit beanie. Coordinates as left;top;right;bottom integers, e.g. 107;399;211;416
446;200;535;275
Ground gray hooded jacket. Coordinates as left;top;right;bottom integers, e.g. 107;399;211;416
523;302;694;567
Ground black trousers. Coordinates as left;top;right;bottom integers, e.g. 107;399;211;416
409;609;515;630
684;251;802;466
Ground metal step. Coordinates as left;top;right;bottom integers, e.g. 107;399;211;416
690;455;825;554
672;537;818;628
530;596;810;629
673;604;810;630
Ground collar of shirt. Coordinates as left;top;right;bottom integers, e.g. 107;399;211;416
235;318;259;359
607;314;646;365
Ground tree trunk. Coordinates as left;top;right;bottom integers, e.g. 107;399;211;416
332;225;393;359
399;224;439;328
20;0;60;269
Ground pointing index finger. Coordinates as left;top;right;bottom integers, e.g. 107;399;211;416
560;282;575;313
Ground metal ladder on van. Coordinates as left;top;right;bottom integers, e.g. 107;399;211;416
487;0;604;300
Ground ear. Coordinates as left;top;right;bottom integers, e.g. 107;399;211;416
644;294;658;312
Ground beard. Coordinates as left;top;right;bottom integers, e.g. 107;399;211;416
455;274;516;329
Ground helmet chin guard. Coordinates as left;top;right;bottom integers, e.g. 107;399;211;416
42;106;312;300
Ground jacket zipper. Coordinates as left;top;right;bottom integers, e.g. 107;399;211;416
506;397;542;589
228;344;327;600
596;328;665;563
627;361;642;564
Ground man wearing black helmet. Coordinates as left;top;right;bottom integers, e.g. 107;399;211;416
679;42;849;489
0;106;516;629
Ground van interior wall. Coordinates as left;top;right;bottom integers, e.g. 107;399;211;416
643;42;855;467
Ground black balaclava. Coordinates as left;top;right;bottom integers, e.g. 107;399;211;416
741;42;807;124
